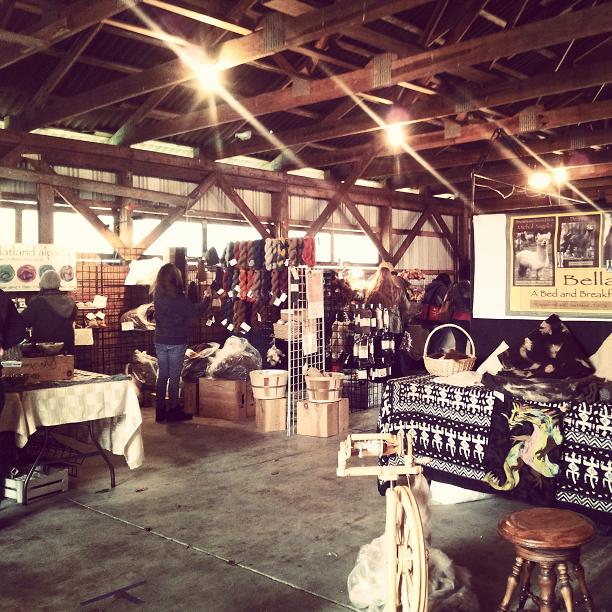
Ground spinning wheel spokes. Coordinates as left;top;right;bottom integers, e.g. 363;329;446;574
386;486;428;612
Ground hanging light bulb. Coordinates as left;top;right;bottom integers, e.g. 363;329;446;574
528;170;552;190
385;123;405;147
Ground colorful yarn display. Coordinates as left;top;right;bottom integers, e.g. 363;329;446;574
232;268;240;296
264;238;274;271
233;241;241;265
253;239;265;269
303;236;316;267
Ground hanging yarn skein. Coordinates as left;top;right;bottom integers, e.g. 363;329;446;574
238;240;249;269
252;269;262;303
270;269;280;303
276;238;287;268
239;269;248;301
246;240;255;268
303;236;316;267
253;239;265;270
246;270;255;302
288;237;298;266
264;238;274;271
262;269;272;303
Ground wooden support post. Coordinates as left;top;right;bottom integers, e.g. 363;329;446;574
379;205;393;262
118;171;134;247
271;185;289;238
14;208;23;243
37;183;54;243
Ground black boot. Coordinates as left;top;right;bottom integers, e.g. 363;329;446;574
166;409;192;422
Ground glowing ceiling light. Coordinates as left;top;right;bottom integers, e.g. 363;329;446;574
196;63;221;92
528;170;552;190
551;166;568;184
385;123;405;147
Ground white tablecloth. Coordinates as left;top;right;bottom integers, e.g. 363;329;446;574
0;374;144;469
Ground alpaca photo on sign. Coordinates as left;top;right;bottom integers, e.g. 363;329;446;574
512;217;556;286
557;213;601;268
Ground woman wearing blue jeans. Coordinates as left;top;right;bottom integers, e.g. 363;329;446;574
153;264;211;423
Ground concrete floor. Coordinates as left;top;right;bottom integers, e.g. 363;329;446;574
1;408;610;612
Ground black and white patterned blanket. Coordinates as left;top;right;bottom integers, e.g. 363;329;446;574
378;374;611;517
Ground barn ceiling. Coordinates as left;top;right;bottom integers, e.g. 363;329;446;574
1;0;612;205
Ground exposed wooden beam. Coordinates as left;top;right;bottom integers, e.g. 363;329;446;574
392;204;436;266
0;166;190;208
430;209;459;257
25;24;102;114
130;4;612;145
306;145;380;237
20;0;428;131
0;0;137;71
304;98;612;170
420;0;448;47
0;0;16;28
135;173;217;251
343;194;391;261
108;87;173;146
222;60;612;158
445;0;489;45
271;185;289;238
117;171;133;248
0;27;47;49
37;183;54;243
0;129;462;215
215;171;271;237
379;204;393;257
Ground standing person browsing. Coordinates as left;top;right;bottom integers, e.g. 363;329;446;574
153;264;211;423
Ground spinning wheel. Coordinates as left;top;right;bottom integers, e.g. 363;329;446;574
337;430;429;611
385;486;428;612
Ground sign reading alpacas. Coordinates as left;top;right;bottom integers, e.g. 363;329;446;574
507;212;612;318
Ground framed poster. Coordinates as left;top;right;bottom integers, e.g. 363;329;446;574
0;244;77;292
507;212;612;317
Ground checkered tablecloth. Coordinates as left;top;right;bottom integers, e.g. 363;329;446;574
1;372;143;469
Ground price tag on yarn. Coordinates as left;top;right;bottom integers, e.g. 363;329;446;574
95;311;105;320
206;318;213;327
248;259;255;267
221;318;228;326
285;259;290;267
85;312;96;321
235;285;240;293
291;267;299;280
273;297;282;306
280;292;287;303
227;323;234;332
121;321;134;331
357;369;368;380
229;258;237;266
240;322;251;332
290;283;299;292
257;312;262;322
247;290;254;298
217;288;224;295
228;291;234;298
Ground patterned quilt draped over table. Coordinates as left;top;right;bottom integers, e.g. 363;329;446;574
378;374;611;516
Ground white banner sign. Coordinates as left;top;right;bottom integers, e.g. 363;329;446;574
0;244;77;292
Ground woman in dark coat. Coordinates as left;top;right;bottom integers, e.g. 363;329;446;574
21;270;76;353
153;263;211;423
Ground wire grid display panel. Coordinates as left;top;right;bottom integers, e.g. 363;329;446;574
286;267;325;436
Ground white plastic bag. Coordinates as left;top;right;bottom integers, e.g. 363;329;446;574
124;257;163;286
206;336;262;380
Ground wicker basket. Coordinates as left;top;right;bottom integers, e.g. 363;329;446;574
423;324;476;377
305;372;344;402
249;369;288;399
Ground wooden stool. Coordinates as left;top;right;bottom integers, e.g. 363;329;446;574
497;508;596;612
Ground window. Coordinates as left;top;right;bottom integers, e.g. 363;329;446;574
288;229;332;262
53;211;115;253
22;209;38;244
334;233;378;265
133;219;203;257
207;223;260;256
0;208;15;244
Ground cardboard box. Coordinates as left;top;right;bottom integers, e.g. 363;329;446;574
197;378;255;420
255;398;286;432
297;398;349;438
1;355;74;385
182;380;198;415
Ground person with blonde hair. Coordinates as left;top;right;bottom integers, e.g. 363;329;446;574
152;263;211;423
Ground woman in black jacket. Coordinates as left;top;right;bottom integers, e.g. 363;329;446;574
21;270;76;353
153;263;211;423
